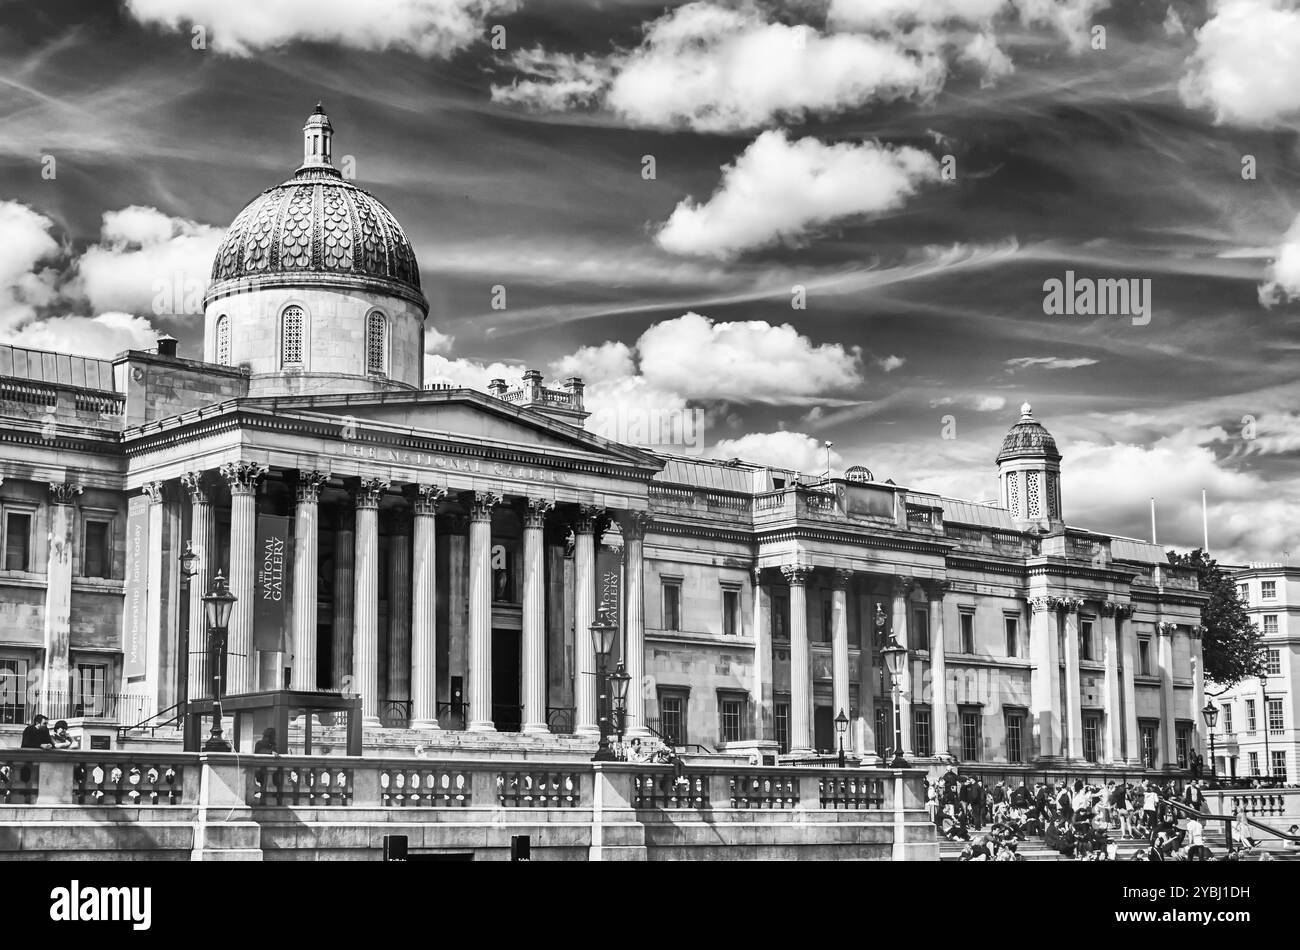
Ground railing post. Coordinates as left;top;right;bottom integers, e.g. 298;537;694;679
352;761;383;807
797;771;820;810
34;754;71;805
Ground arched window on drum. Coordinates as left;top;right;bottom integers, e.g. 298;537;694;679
216;315;230;366
366;311;387;376
281;305;305;367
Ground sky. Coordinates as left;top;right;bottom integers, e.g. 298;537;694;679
1;0;1300;565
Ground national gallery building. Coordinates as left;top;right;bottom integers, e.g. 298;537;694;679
0;109;1209;771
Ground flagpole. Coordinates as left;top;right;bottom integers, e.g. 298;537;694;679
1202;489;1209;554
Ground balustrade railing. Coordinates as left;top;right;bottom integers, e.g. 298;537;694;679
249;760;353;807
633;771;709;808
820;774;884;809
496;770;582;807
729;773;798;808
75;760;184;805
380;767;471;807
0;758;39;804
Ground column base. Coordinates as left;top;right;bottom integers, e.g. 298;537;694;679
521;722;550;735
410;719;442;732
467;720;497;733
624;726;651;740
363;715;382;729
574;724;600;737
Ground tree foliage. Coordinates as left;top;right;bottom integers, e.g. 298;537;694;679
1167;548;1265;687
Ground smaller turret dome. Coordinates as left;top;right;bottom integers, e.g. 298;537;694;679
997;403;1061;463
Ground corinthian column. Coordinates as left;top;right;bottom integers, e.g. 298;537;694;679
332;506;355;692
42;481;82;709
782;564;814;754
291;471;329;691
386;511;413;712
1062;597;1084;760
467;491;500;732
1101;601;1123;763
929;580;950;757
521;497;553;734
751;565;772;742
1157;622;1178;767
620;510;652;737
1029;595;1062;760
410;485;445;729
830;569;852;747
573;506;602;736
352;477;387;724
219;461;267;694
892;576;914;755
1117;605;1139;763
180;472;214;703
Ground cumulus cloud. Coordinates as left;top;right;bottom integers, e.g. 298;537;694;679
425;326;455;355
962;31;1015;83
876;354;907;372
0;201;62;332
125;0;516;58
550;340;636;385
1004;356;1100;370
424;354;523;390
1258;213;1300;306
71;206;224;316
827;0;1011;29
3;312;159;358
1180;0;1300;126
656;132;941;259
930;394;1008;411
492;2;945;132
710;430;844;474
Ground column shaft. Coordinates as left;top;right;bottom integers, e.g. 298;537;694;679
1158;623;1177;766
573;508;600;736
1101;606;1123;763
220;462;266;695
181;473;214;703
1029;596;1062;760
521;498;552;734
892;578;913;755
42;483;80;710
621;512;650;737
467;492;499;732
1118;611;1140;762
332;516;355;691
929;583;949;757
352;479;386;723
831;571;851;741
751;568;772;742
291;472;327;691
386;528;413;707
410;486;443;729
1063;601;1083;759
784;565;813;754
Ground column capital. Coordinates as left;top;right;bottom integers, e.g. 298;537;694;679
1059;596;1085;614
179;471;211;504
780;564;814;587
572;504;605;535
295;470;330;504
519;496;554;529
49;482;83;506
1157;621;1178;636
1113;602;1133;619
412;483;447;516
220;460;268;496
618;510;653;540
891;576;914;597
1189;624;1205;640
1100;599;1118;617
467;490;501;523
355;477;389;510
140;480;164;505
751;563;765;587
830;568;853;591
1028;595;1059;614
928;579;951;598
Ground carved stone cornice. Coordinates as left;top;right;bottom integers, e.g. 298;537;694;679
519;496;554;530
180;471;211;505
781;564;814;587
1028;595;1059;614
467;490;501;523
220;460;267;496
49;482;83;506
619;510;654;541
413;484;447;517
355;477;389;510
830;568;853;591
295;470;330;504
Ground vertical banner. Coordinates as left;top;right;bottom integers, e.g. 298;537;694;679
123;503;150;679
254;514;292;656
596;545;622;663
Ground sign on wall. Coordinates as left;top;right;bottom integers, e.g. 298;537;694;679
122;505;149;679
596;546;622;661
254;514;292;654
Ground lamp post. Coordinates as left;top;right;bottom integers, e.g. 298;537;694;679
589;621;619;762
611;661;631;758
202;571;237;752
1201;699;1218;781
881;633;909;768
834;708;848;768
178;540;199;579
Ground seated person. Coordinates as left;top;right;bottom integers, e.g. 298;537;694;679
48;720;73;750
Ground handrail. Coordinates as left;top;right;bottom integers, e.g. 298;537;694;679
642;718;714;755
1243;816;1300;843
116;701;184;741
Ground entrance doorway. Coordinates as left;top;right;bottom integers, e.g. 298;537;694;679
814;705;833;753
492;629;521;732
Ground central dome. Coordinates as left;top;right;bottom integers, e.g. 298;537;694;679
205;107;425;312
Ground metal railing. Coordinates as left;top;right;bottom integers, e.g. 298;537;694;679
436;701;467;731
379;699;411;728
546;706;575;734
115;701;184;742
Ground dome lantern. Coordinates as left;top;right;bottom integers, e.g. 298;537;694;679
996;402;1063;531
301;102;335;172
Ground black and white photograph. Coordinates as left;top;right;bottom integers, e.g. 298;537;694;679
0;0;1296;925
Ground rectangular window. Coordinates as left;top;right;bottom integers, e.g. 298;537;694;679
959;610;975;654
1263;615;1279;636
722;588;740;637
76;662;109;716
1140;723;1158;768
1271;751;1288;781
1004;616;1019;657
1223;703;1233;735
1176;722;1191;770
720;698;745;744
913;708;932;757
1268;698;1284;733
82;519;111;579
913;607;929;651
1248;751;1260;776
1138;638;1151;676
1237;583;1248;602
0;657;29;725
960;709;980;761
1006;712;1025;764
4;512;32;571
1246;699;1257;732
1080;618;1094;662
662;581;681;631
659;692;687;746
1262;580;1277;600
772;593;789;641
774;701;790;755
1084;715;1101;763
1266;647;1281;674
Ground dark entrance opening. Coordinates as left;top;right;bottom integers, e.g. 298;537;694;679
814;705;833;753
317;623;332;690
492;628;522;732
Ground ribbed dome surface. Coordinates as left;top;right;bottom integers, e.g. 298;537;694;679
996;403;1061;462
210;166;423;306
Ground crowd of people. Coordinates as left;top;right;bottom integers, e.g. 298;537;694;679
927;767;1238;861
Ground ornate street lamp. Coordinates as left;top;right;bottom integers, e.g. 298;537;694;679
881;633;909;768
611;660;632;757
589;621;619;762
178;540;199;579
202;571;237;752
835;708;848;769
1201;700;1219;781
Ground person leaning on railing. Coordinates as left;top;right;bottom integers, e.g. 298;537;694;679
19;714;52;750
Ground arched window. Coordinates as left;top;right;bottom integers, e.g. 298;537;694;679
216;315;230;366
281;305;304;366
366;311;387;375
